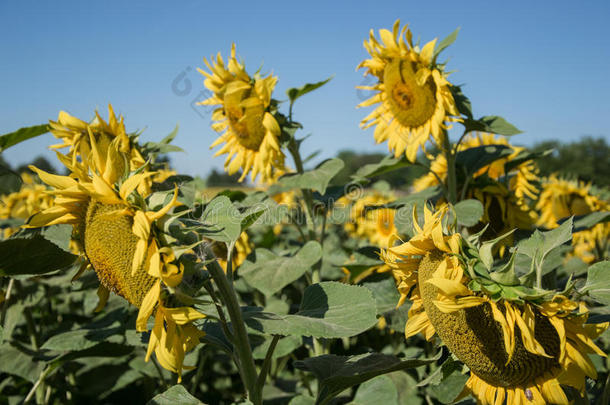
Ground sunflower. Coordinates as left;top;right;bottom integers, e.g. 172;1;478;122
0;173;54;238
383;205;608;404
48;104;176;198
537;175;610;263
27;133;204;380
357;20;459;162
198;44;285;184
413;133;540;206
344;191;398;248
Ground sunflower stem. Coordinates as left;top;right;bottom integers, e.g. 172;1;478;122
442;131;458;204
205;252;260;404
255;334;280;387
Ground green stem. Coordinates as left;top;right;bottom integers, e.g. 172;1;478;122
287;138;317;241
206;254;260;404
442;132;458;204
255;335;280;387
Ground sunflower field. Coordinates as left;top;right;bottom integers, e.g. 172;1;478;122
1;20;610;405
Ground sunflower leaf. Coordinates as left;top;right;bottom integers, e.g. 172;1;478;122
270;158;344;194
0;235;77;276
147;384;205;405
455;144;513;176
433;27;460;61
239;241;322;296
199;196;242;243
0;124;49;152
581;261;610;305
244;282;377;338
294;351;439;405
453;199;483;227
462;116;522;136
286;76;333;104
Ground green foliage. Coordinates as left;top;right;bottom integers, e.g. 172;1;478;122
245;282;378;338
532;136;610;187
286;77;333;106
240;241;322;296
462;115;522;136
0;124;49;152
582;261;610;305
0;235;77;276
295;352;439;405
148;385;205;405
453;199;484;227
270;158;344;194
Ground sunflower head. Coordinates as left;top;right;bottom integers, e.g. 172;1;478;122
357;20;459;161
383;204;608;404
198;44;285;183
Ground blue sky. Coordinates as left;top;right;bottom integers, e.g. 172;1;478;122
1;0;609;177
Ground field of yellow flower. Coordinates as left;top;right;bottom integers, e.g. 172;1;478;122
0;19;609;405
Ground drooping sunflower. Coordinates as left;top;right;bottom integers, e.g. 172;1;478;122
357;20;459;161
413;133;539;206
537;175;610;263
0;173;54;238
48;104;172;198
198;44;285;184
27;132;204;380
383;205;608;404
344;191;398;248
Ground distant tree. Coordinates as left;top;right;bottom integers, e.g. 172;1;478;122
206;168;241;187
532;136;610;188
332;150;426;188
17;155;57;175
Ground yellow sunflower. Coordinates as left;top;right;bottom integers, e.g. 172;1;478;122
357;19;459;161
344;191;398;248
27;133;204;381
413;132;539;206
383;205;608;404
537;175;610;263
198;44;285;184
47;104;176;198
0;173;54;238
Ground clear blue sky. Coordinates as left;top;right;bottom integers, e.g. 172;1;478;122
1;0;609;177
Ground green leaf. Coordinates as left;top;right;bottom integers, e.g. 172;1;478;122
479;229;516;270
294;351;439;405
581;261;610;305
288;395;316;405
245;282;378;338
252;335;301;360
350;374;398;404
362;278;401;315
450;86;473;119
0;124;49;152
160;124;179;145
0;236;77;276
455;144;513;176
428;372;469;404
517;218;573;267
41;326;125;352
463;116;522;136
0;343;45;383
571;211;610;231
433;27;460;61
287;76;333;103
453;199;483;227
503;148;553;174
147;385;204;405
200;196;242;243
240;241;322;296
271;158;344;194
352;154;410;182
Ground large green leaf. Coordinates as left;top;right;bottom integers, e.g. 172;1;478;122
0;235;77;276
0;164;22;194
0;343;45;383
352;154;410;182
454;199;484;227
350;374;398;404
581;261;610;305
571;211;610;231
240;241;322;296
462;116;521;136
147;384;205;405
0;124;49;152
287;76;333;104
294;351;439;405
245;282;377;338
199;196;242;243
271;159;344;194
